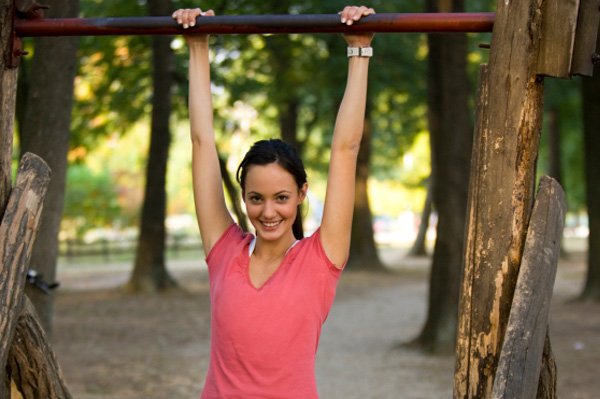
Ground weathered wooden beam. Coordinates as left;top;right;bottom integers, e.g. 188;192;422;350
0;0;19;215
491;176;566;399
536;0;580;79
453;0;547;396
8;296;72;399
571;0;600;76
0;153;51;385
536;332;557;399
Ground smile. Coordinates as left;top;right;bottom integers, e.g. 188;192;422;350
261;221;282;228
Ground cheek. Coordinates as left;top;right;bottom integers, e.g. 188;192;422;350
245;203;260;218
283;203;299;217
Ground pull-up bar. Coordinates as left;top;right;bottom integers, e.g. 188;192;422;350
14;13;495;37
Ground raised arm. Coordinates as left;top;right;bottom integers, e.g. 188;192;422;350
320;5;375;268
173;8;234;255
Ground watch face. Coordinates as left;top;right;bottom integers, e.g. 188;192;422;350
347;47;360;57
360;47;373;57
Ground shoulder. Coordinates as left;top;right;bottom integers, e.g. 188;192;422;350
293;228;346;274
205;224;254;264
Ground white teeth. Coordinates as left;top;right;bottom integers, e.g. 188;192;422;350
263;221;279;227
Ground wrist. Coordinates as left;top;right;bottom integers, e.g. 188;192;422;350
347;46;373;58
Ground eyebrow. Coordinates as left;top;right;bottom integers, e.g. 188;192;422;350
247;190;292;196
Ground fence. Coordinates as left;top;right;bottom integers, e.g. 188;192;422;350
59;233;203;263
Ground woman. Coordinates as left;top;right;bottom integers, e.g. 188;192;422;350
173;5;375;398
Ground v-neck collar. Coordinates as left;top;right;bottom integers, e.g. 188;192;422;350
246;238;300;291
248;237;299;257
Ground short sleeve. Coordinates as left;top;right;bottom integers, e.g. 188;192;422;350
205;224;253;272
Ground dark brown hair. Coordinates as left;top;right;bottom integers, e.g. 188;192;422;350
236;139;307;239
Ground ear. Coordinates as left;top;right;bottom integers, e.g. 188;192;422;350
298;183;308;204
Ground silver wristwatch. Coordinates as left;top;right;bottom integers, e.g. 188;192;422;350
347;47;373;58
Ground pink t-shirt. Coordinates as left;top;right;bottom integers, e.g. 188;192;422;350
201;224;344;399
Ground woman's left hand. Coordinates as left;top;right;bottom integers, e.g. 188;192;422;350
339;5;376;47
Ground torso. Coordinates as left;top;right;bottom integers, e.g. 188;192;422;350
201;224;344;399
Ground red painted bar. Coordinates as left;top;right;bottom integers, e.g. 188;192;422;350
14;13;495;37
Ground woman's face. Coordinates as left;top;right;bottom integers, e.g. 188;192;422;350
243;163;307;243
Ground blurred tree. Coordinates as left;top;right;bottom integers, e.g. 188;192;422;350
72;1;151;150
411;0;472;353
540;79;585;213
126;0;178;292
407;179;432;257
62;164;121;239
580;34;600;302
17;0;79;337
321;0;426;270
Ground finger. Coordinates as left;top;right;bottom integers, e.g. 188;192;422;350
346;7;359;25
340;6;352;25
352;6;372;21
183;8;202;28
362;7;375;16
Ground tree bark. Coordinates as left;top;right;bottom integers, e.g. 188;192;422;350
127;0;177;292
17;0;79;337
8;297;72;399
0;153;51;394
348;112;385;271
491;176;565;399
536;332;557;399
454;0;547;395
413;0;471;353
580;26;600;301
0;0;18;217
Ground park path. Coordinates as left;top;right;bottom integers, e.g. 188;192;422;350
51;245;598;399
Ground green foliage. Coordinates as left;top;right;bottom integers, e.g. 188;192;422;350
540;78;585;212
68;0;588;235
62;163;122;239
72;0;153;152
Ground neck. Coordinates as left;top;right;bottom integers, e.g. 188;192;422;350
254;233;297;259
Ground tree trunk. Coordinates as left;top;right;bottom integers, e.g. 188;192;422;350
407;178;433;257
0;0;18;217
279;99;302;155
8;297;72;399
546;107;563;184
348;112;385;271
413;0;471;353
219;155;248;232
580;27;600;301
127;0;177;292
490;176;565;399
0;153;51;395
454;0;547;394
17;0;79;337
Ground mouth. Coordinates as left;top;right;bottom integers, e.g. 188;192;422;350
261;220;282;229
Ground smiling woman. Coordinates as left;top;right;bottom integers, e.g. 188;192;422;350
173;4;375;398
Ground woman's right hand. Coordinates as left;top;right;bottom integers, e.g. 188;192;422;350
172;7;215;44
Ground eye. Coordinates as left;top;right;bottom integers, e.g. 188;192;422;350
277;195;289;202
249;195;262;203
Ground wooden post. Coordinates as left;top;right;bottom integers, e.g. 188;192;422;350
8;297;72;399
491;176;566;399
453;0;547;397
536;0;580;79
0;0;18;215
454;0;589;397
0;153;51;389
571;0;600;76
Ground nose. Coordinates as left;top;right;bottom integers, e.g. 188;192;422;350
262;200;277;219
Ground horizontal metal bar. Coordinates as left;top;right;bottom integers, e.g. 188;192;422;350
14;13;495;37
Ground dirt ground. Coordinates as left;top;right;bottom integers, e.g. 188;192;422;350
49;244;599;399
